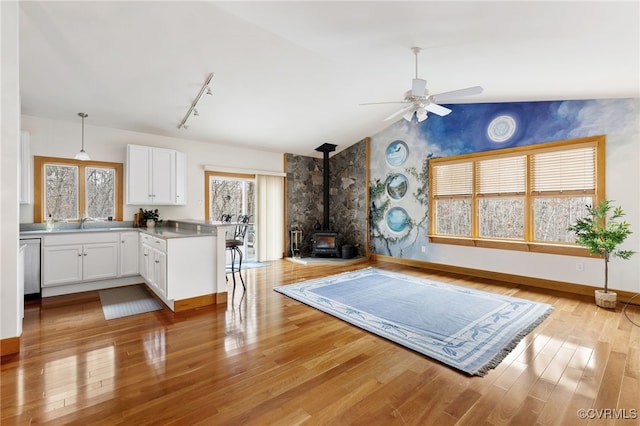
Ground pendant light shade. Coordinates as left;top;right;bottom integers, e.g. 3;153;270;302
74;112;90;161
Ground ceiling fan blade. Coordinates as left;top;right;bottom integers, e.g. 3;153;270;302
384;105;414;121
431;86;483;103
423;102;452;116
411;78;427;97
359;101;408;106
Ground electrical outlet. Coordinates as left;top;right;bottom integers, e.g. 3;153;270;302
421;246;426;253
576;262;584;271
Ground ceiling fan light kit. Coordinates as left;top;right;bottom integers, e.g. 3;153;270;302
178;72;214;130
361;46;483;123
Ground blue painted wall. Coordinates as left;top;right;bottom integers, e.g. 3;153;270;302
369;98;640;263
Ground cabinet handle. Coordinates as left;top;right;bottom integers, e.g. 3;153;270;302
155;260;159;264
78;253;82;257
83;253;88;256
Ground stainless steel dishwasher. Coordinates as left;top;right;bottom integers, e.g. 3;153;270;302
20;237;42;297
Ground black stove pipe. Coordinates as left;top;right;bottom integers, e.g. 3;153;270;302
315;143;337;230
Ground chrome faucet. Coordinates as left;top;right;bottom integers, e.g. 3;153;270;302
80;215;94;229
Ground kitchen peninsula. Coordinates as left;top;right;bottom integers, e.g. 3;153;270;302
139;220;237;311
20;220;236;312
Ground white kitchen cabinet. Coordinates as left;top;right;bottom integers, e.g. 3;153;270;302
43;245;83;286
152;249;167;298
43;233;119;287
138;232;215;307
119;232;139;276
140;234;167;298
20;131;32;204
126;144;186;205
175;150;187;205
82;243;119;281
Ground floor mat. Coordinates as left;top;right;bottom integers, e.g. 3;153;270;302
99;285;163;320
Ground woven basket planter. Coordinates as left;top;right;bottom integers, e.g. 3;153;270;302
594;290;617;309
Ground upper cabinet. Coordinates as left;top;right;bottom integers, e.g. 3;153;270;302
20;131;32;204
126;144;186;205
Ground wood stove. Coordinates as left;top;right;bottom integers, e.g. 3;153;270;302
311;231;340;257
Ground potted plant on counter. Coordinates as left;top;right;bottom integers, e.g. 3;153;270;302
567;200;635;308
139;208;161;228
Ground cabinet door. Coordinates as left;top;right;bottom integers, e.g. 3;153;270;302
20;131;32;205
141;243;154;283
83;242;119;281
174;151;187;205
151;148;175;204
43;245;83;286
152;249;167;298
119;232;139;276
126;145;152;204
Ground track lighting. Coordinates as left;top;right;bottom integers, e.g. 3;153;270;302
74;112;90;160
178;72;214;129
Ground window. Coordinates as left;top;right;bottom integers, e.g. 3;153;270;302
34;157;123;222
429;136;604;254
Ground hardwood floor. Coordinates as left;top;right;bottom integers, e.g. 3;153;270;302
2;259;639;425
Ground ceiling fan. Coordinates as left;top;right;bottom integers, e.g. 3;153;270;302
361;47;483;122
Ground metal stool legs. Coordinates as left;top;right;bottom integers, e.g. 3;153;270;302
228;244;246;297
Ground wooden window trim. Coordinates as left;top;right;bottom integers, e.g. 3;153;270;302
34;156;124;223
428;135;605;253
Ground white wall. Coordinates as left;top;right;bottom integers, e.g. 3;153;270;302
425;113;640;294
19;115;285;224
1;0;22;341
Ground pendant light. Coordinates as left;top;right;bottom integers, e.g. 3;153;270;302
74;112;90;161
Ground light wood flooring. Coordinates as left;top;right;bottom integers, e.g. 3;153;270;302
1;259;639;425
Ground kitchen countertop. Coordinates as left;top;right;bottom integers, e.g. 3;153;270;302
20;219;235;239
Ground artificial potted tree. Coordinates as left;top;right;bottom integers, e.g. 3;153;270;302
567;200;635;308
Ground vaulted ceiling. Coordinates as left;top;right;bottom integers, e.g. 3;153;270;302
19;1;639;156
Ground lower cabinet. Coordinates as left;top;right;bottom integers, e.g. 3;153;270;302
141;235;167;298
139;233;215;306
119;232;139;276
43;234;119;286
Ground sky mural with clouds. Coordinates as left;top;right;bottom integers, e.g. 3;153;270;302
369;98;639;258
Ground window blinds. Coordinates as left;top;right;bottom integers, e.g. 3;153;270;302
531;146;596;193
476;155;526;195
433;162;472;196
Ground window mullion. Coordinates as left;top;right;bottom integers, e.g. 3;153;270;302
471;161;478;238
78;165;86;220
524;154;532;241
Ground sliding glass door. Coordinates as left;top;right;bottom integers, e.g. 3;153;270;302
205;172;256;262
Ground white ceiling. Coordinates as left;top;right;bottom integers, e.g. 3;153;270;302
19;1;639;157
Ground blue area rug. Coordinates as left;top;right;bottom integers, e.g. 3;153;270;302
274;268;554;376
226;260;268;270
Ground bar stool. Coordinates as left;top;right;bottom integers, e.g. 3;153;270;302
226;214;250;295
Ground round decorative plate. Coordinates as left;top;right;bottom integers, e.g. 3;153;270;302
385;140;409;167
487;115;517;142
386;174;408;200
386;207;410;233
